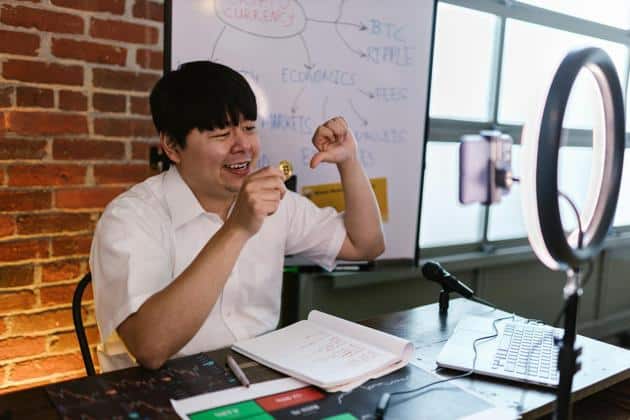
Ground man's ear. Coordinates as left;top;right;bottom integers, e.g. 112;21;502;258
160;133;181;164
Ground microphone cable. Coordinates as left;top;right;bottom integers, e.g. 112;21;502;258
375;314;515;419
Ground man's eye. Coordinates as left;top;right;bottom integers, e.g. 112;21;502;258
244;126;257;132
209;131;229;139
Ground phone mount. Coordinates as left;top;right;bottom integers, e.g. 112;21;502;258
459;130;514;205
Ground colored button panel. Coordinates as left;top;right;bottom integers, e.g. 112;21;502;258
256;386;325;412
189;400;264;420
322;414;358;420
247;414;274;420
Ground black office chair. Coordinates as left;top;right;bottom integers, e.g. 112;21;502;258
72;272;96;376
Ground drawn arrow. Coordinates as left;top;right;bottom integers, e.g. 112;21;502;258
334;0;367;58
291;86;306;114
298;34;314;69
210;25;226;61
307;18;367;31
349;99;368;126
358;88;375;99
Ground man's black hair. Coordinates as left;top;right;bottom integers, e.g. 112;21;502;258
149;61;257;148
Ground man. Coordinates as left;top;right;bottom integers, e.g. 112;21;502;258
90;61;384;371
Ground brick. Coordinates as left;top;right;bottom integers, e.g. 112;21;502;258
10;353;84;382
4;111;88;135
51;234;92;256
49;326;99;353
41;259;84;283
51;0;125;14
130;96;150;116
8;164;86;187
0;190;51;211
3;59;83;86
55;187;124;209
92;68;158;92
136;48;162;70
0;290;36;314
132;141;154;160
93;92;126;112
52;38;126;66
0;215;16;238
1;378;59;395
0;238;49;262
90;17;158;44
11;308;74;334
0;337;46;360
59;90;87;111
0;139;47;160
0;264;34;288
0;86;14;107
16;212;93;234
53;138;125;160
94;164;153;184
94;117;155;138
133;0;163;22
0;29;39;55
41;282;92;306
16;86;54;108
0;5;84;34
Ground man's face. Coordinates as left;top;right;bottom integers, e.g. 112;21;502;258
174;119;260;205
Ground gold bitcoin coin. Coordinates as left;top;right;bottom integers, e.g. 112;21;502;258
278;160;293;180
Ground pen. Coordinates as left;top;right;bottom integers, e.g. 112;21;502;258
226;354;250;388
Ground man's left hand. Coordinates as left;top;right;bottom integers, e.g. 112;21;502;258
310;116;358;169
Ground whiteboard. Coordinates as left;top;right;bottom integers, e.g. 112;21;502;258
168;0;436;261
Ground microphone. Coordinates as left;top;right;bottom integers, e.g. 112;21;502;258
421;261;494;307
422;261;473;298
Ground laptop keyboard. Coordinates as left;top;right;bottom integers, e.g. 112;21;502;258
491;322;560;382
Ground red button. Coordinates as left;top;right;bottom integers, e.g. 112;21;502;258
255;387;325;412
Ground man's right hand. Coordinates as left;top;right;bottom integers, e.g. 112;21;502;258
227;166;287;237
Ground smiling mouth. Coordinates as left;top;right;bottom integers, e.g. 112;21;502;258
223;161;251;175
224;161;249;169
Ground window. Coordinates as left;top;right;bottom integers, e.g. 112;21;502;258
419;142;484;247
498;19;628;127
429;3;499;121
518;0;630;30
420;1;630;252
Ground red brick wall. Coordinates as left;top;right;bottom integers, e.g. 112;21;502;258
0;0;163;393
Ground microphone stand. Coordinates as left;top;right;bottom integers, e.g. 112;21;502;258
554;268;582;420
439;287;451;315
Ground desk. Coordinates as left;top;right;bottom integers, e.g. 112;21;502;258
1;299;629;419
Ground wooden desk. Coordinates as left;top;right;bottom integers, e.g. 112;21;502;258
362;299;630;419
1;299;629;419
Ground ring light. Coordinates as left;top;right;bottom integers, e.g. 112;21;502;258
521;47;625;271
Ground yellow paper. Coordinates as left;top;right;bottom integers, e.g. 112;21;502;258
301;177;389;222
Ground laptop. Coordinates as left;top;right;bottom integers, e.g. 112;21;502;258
436;315;569;388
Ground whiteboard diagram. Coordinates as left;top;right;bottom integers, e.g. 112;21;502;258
170;0;436;261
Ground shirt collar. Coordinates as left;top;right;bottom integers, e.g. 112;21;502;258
163;166;206;229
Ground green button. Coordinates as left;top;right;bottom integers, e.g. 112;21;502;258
246;414;274;420
322;414;358;420
189;400;265;420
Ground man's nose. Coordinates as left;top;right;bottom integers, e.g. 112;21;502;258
231;127;250;150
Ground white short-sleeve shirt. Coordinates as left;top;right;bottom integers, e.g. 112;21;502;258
90;166;346;370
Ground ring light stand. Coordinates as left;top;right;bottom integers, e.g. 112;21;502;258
521;47;625;420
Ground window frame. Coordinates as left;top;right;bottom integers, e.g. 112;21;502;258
421;0;630;258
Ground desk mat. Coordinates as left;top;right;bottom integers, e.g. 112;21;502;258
46;353;493;419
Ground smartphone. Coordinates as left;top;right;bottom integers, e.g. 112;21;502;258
459;130;513;205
